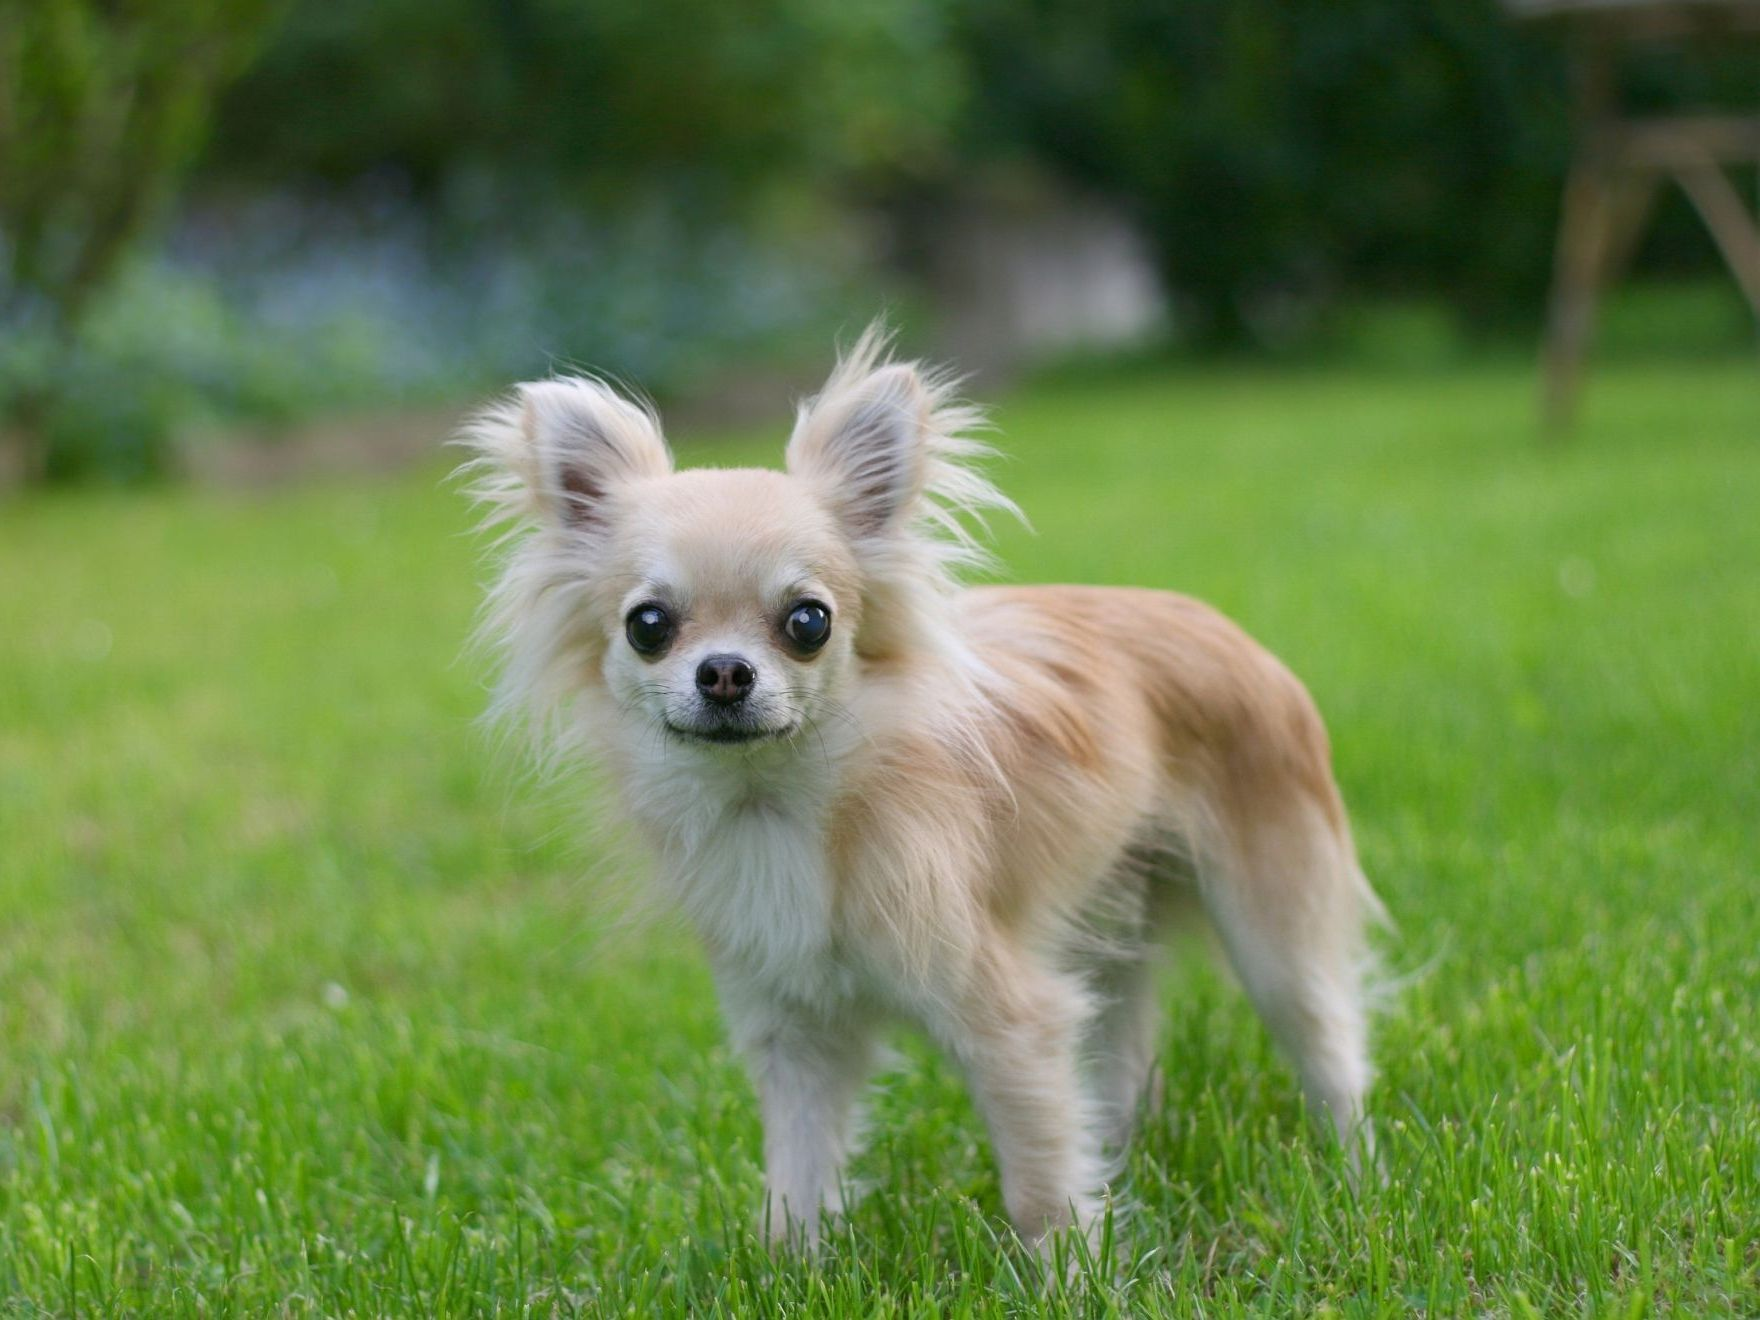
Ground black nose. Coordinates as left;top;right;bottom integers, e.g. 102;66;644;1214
695;654;755;705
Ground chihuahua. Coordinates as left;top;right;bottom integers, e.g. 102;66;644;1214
462;325;1382;1249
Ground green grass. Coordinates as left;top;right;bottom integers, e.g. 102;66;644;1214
2;357;1757;1315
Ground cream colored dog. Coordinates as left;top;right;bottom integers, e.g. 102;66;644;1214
462;325;1382;1249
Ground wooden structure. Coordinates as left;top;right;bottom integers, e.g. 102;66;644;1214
1511;1;1760;428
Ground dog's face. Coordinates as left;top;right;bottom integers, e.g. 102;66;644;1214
495;349;948;753
596;468;862;747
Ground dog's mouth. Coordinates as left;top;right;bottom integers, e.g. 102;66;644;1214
663;719;799;747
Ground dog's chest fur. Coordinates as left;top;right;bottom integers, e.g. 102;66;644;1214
626;748;870;1006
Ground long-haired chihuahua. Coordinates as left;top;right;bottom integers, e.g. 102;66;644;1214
461;324;1382;1250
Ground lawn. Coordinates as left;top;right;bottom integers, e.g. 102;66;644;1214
1;356;1756;1315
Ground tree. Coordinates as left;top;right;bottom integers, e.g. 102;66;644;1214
0;0;277;480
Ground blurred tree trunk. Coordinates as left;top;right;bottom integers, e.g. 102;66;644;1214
0;0;279;481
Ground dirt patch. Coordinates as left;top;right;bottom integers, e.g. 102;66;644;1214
178;405;471;487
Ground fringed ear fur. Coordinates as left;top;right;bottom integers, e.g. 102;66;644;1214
786;358;929;536
785;323;1018;576
461;377;672;535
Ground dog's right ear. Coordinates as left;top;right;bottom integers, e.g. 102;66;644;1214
465;378;671;533
519;379;671;529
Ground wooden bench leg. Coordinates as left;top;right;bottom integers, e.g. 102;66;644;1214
1541;165;1656;434
1543;163;1617;433
1673;160;1760;322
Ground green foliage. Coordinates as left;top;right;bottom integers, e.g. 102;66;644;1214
206;0;965;202
197;0;1760;350
0;0;279;477
1;360;1757;1311
2;0;954;484
955;0;1758;343
0;0;275;328
3;257;403;484
954;1;1561;341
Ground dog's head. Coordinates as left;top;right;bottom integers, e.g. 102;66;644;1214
464;326;1011;755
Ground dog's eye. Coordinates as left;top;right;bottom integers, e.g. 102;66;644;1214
783;600;832;652
625;603;674;655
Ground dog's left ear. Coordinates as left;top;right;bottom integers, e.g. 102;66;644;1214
786;358;929;538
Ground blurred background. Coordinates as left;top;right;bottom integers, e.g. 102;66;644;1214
3;0;1757;485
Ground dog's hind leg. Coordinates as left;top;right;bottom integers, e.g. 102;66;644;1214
1081;844;1203;1153
1197;798;1379;1158
1084;946;1162;1152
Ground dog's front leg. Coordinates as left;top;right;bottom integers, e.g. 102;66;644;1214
946;948;1105;1249
720;984;876;1248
